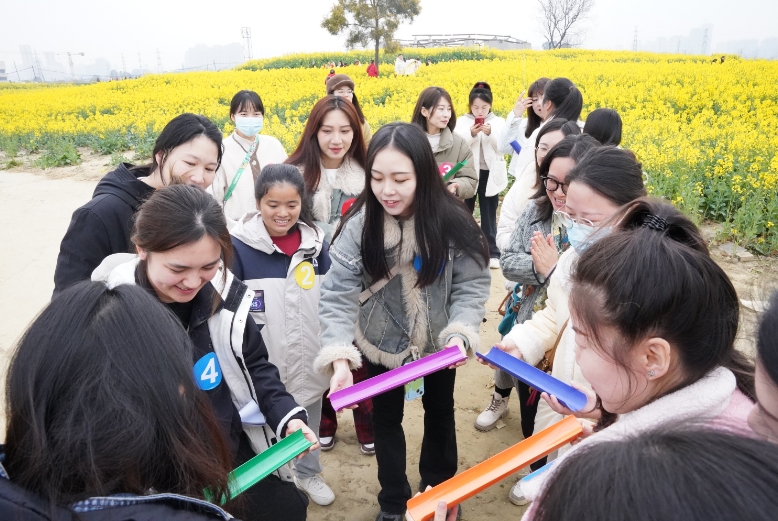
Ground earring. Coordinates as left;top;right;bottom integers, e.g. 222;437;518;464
647;370;655;378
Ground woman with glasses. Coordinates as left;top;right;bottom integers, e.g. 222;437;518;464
326;74;373;144
479;145;647;505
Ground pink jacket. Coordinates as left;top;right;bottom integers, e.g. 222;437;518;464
521;366;754;519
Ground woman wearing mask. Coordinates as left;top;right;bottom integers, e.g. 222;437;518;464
481;146;647;507
454;81;508;268
53;113;223;296
212;90;288;230
326;74;373;144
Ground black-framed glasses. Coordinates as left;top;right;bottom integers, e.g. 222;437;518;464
541;176;568;195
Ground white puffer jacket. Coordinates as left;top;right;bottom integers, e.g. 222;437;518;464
454;113;508;197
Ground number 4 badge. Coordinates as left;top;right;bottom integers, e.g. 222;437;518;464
194;352;222;391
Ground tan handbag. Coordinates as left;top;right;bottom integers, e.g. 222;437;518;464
535;318;569;373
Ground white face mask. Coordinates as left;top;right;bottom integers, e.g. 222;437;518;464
565;221;612;252
234;116;264;137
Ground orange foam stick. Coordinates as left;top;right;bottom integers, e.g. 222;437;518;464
405;415;582;521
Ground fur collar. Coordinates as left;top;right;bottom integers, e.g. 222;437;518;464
310;157;365;223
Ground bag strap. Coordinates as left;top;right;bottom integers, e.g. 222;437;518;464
359;263;401;305
223;135;260;204
545;318;569;372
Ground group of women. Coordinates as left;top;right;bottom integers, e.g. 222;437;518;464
4;70;776;521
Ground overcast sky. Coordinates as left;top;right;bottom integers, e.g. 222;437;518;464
1;0;776;71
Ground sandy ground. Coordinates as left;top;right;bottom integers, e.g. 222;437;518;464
0;153;774;520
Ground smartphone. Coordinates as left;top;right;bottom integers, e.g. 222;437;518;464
474;116;485;126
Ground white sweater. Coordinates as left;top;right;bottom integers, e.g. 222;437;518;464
211;132;288;230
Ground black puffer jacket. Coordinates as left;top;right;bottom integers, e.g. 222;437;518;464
53;164;154;297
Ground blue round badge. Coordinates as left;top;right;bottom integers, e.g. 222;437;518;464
194;353;222;391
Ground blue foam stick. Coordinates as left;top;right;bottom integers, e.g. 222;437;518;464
509;140;522;155
476;347;588;412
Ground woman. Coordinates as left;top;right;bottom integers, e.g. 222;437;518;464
326;73;373;143
481;146;647;506
314;123;491;521
583;107;623;146
212;90;288;229
496;119;581;254
53;113;223;296
411;86;477;200
749;290;778;443
92;185;317;521
508;77;583;191
230;164;336;506
2;281;234;519
285;95;367;243
499;77;550;179
454;81;508;268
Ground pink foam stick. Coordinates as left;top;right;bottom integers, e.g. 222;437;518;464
329;346;466;411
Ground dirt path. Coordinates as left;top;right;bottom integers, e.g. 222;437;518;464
0;155;773;520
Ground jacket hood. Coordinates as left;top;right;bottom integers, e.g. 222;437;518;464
437;127;454;152
230;211;324;257
93;163;154;210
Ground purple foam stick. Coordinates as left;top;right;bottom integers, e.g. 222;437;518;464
509;140;522;155
476;347;588;412
329;346;466;411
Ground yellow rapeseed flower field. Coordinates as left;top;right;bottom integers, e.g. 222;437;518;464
1;49;777;251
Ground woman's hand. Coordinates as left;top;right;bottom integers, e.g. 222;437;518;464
286;419;321;456
513;91;533;118
446;183;459;195
414;488;458;521
479;338;524;369
481;123;491;136
571;419;596;445
541;381;600;419
470;123;483;137
530;231;559;278
446;336;468;369
329;359;357;409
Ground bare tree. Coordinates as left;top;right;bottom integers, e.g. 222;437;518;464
537;0;594;49
322;0;422;75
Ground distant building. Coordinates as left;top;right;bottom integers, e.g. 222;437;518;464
399;34;531;51
639;24;713;55
715;38;778;59
0;62;7;82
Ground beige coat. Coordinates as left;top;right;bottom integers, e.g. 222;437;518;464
502;247;592;433
433;127;478;200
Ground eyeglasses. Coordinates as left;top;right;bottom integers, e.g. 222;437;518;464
555;210;595;229
541;176;568;195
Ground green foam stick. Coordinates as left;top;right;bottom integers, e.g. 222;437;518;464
442;159;469;182
207;429;313;504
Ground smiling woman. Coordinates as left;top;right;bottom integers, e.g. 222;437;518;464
52;113;223;297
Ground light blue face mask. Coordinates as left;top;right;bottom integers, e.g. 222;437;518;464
235;116;264;137
565;221;612;252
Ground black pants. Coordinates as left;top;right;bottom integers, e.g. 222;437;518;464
366;359;458;514
465;169;500;258
227;433;309;520
517;381;547;472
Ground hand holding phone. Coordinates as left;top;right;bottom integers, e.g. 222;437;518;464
474;116;485;126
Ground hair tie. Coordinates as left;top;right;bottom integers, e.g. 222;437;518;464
641;214;667;231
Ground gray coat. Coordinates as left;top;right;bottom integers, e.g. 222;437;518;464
499;201;568;326
313;211;491;373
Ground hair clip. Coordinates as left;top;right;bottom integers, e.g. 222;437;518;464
641;214;668;231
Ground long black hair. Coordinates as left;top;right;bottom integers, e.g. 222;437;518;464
131;113;224;180
411;86;457;133
532;134;600;221
5;281;233;506
534;426;778;521
584;107;623;146
543;77;583;122
255;163;317;235
337;122;488;287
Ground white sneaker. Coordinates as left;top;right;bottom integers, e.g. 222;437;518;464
474;392;509;432
297;475;335;506
509;479;529;506
490;258;500;269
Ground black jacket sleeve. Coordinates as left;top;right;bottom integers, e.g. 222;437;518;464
53;207;112;298
231;239;244;281
241;315;307;436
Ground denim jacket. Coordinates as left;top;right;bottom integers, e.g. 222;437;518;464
313;211;491;373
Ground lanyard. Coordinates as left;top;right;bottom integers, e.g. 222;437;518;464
223;135;260;203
